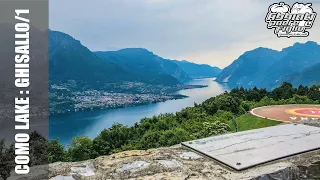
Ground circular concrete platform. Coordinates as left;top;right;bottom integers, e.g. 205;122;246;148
250;104;320;123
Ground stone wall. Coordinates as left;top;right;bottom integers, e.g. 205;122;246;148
8;121;320;180
7;144;318;180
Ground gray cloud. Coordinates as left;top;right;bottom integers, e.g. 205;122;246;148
50;0;320;68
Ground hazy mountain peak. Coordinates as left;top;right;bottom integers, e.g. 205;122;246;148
117;48;153;54
94;48;190;84
282;41;319;52
176;60;220;68
243;47;278;55
294;41;318;46
49;30;77;41
172;60;221;78
216;41;320;89
305;41;318;45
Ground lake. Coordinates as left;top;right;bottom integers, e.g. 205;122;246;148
49;78;228;146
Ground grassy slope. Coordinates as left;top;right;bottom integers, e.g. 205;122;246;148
229;114;282;132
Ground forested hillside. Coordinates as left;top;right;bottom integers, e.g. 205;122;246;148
48;82;320;162
2;82;319;175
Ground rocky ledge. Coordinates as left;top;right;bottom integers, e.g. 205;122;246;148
10;145;318;180
8;121;320;180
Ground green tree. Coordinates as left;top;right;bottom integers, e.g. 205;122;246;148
259;97;277;106
271;82;295;100
246;87;262;101
159;128;193;146
29;131;48;166
0;139;14;180
297;85;309;96
307;85;320;101
92;123;135;156
67;136;93;162
289;94;314;104
46;83;320;163
214;94;241;114
194;121;230;138
139;130;163;149
48;139;66;163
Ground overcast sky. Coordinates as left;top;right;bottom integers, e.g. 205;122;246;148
49;0;320;68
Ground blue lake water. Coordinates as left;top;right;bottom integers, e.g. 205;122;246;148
49;78;228;146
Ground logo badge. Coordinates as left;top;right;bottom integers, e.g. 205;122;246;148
265;2;317;38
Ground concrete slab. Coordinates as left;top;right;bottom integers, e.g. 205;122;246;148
181;124;320;170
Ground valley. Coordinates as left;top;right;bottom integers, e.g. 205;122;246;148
47;30;320;147
48;30;219;115
49;78;227;146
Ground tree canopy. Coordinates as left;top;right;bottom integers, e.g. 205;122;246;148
1;82;319;179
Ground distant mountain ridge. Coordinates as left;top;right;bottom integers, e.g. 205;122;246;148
216;41;320;89
49;31;191;87
49;30;136;89
48;30;214;114
216;47;280;86
49;30;224;87
172;60;222;78
94;48;190;84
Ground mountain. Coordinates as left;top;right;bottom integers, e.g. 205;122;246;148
49;30;134;89
159;59;191;83
259;41;320;88
94;48;190;83
216;41;320;89
279;62;320;87
216;47;281;87
172;60;222;78
294;62;320;86
49;32;180;87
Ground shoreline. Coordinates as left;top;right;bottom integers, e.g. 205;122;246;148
49;94;189;117
49;78;223;146
49;82;209;116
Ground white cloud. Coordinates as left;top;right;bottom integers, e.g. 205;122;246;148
49;0;320;68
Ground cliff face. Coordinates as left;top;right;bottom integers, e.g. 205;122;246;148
8;120;320;180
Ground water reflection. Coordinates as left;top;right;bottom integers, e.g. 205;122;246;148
49;78;228;146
